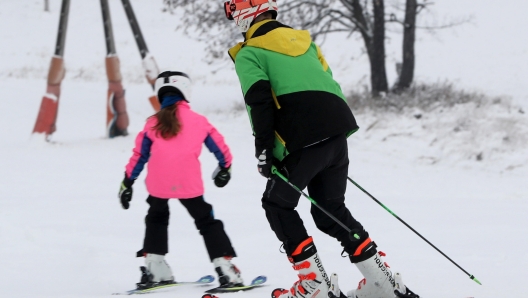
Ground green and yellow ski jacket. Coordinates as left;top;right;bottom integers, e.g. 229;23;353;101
229;20;359;161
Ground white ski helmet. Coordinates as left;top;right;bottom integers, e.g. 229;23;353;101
154;71;192;103
224;0;278;33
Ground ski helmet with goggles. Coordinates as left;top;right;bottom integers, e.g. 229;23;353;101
224;0;278;32
154;71;192;103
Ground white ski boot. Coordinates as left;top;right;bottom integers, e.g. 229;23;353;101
347;239;419;298
212;256;244;287
139;253;174;285
272;237;331;298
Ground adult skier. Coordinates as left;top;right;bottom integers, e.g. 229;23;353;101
223;1;418;297
119;71;244;290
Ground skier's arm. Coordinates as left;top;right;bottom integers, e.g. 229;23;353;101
235;52;275;156
204;121;232;169
125;129;153;180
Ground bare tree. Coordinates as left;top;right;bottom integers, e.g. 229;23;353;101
165;0;392;95
163;0;469;95
394;0;417;91
388;0;471;92
371;0;388;94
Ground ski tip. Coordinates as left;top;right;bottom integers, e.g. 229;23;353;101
198;275;216;283
202;294;220;298
469;275;482;285
251;275;267;285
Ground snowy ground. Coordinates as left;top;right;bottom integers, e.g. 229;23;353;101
0;1;527;298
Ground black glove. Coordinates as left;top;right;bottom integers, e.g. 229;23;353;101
118;175;134;210
212;165;231;187
257;148;273;178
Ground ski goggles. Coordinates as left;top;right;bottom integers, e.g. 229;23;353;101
224;0;272;20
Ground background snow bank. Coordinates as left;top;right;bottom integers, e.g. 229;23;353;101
348;83;528;172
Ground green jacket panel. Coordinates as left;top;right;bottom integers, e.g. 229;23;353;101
236;42;347;100
230;20;359;161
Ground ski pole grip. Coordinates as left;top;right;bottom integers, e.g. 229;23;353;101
271;165;286;181
271;165;279;175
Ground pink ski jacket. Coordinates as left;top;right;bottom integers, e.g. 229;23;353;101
125;101;232;199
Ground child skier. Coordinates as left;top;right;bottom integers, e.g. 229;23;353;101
223;1;419;298
118;71;244;290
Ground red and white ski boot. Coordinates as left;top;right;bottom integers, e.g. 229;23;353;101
272;237;331;298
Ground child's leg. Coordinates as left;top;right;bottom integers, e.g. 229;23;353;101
180;196;243;286
143;195;170;255
137;196;174;284
179;196;236;260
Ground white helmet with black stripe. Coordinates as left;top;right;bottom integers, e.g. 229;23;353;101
154;71;192;103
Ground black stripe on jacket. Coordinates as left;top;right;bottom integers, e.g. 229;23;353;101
245;80;276;156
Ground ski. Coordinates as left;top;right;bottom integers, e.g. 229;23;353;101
32;0;70;139
120;0;161;111
112;275;215;295
204;275;267;294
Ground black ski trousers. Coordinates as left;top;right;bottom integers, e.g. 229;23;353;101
262;134;369;256
142;195;237;260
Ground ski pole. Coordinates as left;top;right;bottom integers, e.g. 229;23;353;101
271;166;361;242
347;177;482;285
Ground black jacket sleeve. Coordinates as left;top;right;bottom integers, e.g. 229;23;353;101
244;79;275;157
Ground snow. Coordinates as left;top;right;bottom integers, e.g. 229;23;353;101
0;1;527;298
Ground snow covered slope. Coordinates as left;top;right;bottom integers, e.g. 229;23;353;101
0;1;526;298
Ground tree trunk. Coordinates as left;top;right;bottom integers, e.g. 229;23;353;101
370;0;388;96
350;0;373;68
396;0;417;90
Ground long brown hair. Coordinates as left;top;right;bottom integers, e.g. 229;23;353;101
151;104;181;139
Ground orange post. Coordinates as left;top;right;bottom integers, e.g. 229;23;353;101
33;56;65;138
105;55;129;137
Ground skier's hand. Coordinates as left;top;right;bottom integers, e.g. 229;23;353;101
118;175;134;210
257;149;273;178
212;165;231;188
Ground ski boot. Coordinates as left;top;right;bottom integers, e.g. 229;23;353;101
272;237;332;298
347;238;419;298
136;253;175;289
212;256;244;288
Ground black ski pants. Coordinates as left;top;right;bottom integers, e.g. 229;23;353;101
142;195;237;260
262;134;369;256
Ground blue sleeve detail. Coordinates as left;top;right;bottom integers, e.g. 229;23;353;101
130;132;153;179
204;134;226;168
